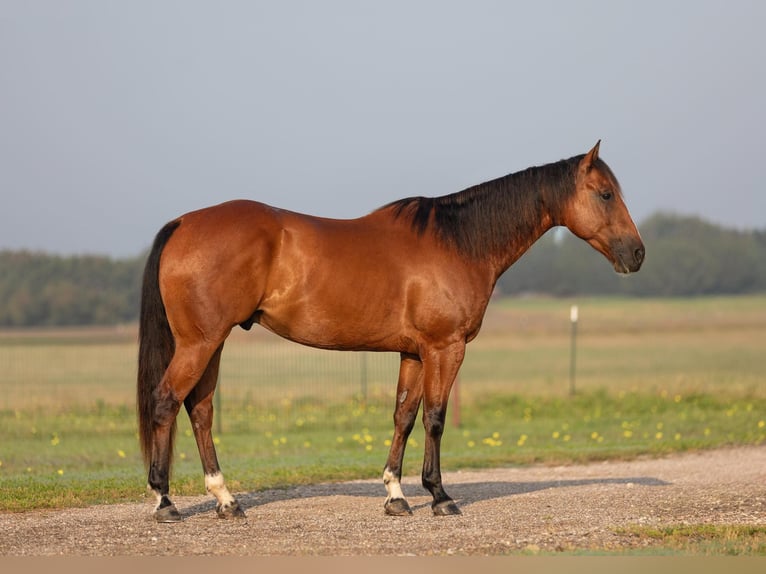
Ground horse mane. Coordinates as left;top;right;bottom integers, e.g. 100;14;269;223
383;154;589;258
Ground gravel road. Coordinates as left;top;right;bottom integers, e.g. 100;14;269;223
2;446;764;556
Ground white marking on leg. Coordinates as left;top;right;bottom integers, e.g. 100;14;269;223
383;467;405;503
147;484;163;511
205;472;235;507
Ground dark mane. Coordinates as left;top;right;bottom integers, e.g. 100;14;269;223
383;155;586;258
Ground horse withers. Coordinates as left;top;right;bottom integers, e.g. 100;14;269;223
137;141;644;521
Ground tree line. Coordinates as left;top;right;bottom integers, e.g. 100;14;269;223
1;212;764;327
0;251;144;327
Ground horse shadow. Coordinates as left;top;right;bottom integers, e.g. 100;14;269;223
179;475;669;519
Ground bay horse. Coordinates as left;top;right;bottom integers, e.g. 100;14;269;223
137;141;644;522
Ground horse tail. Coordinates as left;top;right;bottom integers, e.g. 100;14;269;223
137;219;181;469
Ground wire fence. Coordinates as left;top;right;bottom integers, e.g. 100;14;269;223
219;332;401;406
0;328;403;419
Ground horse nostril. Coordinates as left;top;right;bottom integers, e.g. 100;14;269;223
634;246;645;265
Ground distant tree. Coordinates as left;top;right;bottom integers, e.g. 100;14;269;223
0;250;145;326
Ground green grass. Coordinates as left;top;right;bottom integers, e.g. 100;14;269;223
1;389;764;512
613;525;766;555
1;294;765;523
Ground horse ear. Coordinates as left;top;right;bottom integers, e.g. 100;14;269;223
580;140;601;173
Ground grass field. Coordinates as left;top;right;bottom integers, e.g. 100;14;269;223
1;294;765;526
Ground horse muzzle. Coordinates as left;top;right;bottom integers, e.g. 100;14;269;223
612;239;645;274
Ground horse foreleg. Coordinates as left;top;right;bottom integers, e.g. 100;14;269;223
382;353;423;516
421;342;465;516
184;345;245;519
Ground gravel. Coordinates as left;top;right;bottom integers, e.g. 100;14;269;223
1;446;764;556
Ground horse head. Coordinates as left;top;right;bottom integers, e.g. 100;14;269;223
562;141;645;274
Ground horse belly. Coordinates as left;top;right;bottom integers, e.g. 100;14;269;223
256;279;409;352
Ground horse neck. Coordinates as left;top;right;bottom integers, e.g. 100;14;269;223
489;211;555;279
383;156;578;278
447;159;577;278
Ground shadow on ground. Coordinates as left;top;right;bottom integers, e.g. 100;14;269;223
180;475;669;519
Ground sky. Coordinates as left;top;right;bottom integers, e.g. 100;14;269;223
1;1;765;258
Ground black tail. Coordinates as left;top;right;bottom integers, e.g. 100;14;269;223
137;220;181;469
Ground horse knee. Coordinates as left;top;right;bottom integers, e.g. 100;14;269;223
423;409;445;438
394;411;417;435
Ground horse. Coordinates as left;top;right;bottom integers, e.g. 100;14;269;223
137;141;644;522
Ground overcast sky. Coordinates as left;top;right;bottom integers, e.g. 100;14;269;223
1;1;764;257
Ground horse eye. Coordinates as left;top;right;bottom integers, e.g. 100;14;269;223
600;191;613;201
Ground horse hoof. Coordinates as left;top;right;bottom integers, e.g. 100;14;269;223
154;504;183;523
432;500;461;516
216;501;246;519
384;498;413;516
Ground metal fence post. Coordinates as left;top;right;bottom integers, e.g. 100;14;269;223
215;372;222;435
569;304;578;396
360;352;368;406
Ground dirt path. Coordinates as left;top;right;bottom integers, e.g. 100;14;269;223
2;446;764;556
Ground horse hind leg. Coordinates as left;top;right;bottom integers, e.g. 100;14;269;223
148;341;224;522
184;344;245;519
147;369;185;523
